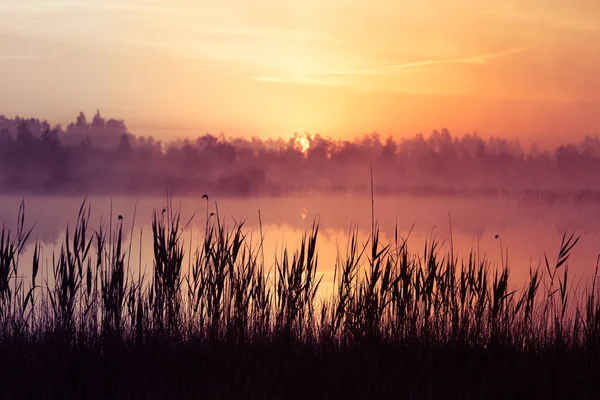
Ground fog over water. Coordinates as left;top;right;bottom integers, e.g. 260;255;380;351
4;194;600;295
5;112;600;197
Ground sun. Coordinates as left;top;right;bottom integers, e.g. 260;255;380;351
295;135;310;154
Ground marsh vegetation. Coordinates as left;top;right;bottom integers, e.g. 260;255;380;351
0;199;598;398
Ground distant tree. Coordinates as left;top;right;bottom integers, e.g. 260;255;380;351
181;140;198;168
16;121;34;144
0;127;14;161
91;110;106;132
40;120;51;134
214;142;237;165
66;122;76;135
80;136;93;151
117;133;133;156
14;121;36;163
196;134;218;150
555;144;579;170
333;141;362;164
0;127;13;144
307;136;329;164
400;133;428;159
76;112;88;129
41;127;60;150
360;132;382;153
67;112;90;136
381;136;397;161
106;118;127;135
136;136;162;164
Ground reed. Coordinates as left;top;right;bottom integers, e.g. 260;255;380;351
0;199;599;398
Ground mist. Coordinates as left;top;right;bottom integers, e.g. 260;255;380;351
1;111;600;199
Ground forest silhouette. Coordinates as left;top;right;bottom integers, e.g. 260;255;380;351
1;111;600;198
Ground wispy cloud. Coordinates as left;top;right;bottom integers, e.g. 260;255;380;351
0;1;160;14
0;55;40;60
384;46;536;70
249;45;537;92
321;46;536;77
253;76;346;87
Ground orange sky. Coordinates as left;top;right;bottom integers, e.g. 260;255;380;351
0;0;599;145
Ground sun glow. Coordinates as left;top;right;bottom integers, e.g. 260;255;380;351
300;206;308;220
295;135;311;154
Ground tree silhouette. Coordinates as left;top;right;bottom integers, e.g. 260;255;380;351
0;111;599;196
117;133;133;157
91;110;106;132
76;112;87;129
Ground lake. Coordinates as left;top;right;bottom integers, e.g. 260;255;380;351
3;193;600;296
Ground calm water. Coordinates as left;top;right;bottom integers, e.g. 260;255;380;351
3;194;600;295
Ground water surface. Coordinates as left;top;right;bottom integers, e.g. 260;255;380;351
3;194;599;294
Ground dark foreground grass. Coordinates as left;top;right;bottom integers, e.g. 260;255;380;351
0;199;599;399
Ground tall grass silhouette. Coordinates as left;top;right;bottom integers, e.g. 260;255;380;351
0;199;599;398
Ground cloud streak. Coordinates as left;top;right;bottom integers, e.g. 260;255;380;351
321;46;537;77
253;75;346;87
384;46;536;70
251;46;536;90
0;0;160;14
0;55;40;60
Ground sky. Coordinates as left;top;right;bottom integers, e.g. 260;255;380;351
0;0;599;145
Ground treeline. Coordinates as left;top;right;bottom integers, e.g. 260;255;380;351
1;112;600;196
